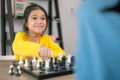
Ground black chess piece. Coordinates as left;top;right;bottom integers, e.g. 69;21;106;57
69;56;75;69
53;57;58;71
9;67;14;75
15;68;20;77
57;60;62;71
41;61;45;71
29;60;33;70
38;62;42;71
61;56;67;70
48;57;54;71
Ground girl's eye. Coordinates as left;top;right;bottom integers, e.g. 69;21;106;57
32;17;37;20
41;17;46;20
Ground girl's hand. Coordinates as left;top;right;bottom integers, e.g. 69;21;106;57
38;45;51;61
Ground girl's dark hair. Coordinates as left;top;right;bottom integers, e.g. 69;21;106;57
23;3;48;32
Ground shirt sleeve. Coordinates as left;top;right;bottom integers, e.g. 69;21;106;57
12;32;41;59
42;35;66;57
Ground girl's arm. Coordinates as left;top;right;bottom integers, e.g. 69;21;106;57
41;35;66;57
12;32;41;58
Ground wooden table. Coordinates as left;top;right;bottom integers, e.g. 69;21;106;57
0;60;75;80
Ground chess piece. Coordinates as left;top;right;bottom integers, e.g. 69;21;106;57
29;60;33;70
66;55;71;64
9;65;14;75
15;69;20;77
57;60;62;71
37;62;42;71
61;56;67;70
24;59;29;69
36;60;40;69
45;59;50;72
66;55;72;68
69;56;75;69
58;52;63;61
36;58;42;68
15;66;21;77
53;57;58;71
41;61;45;71
32;57;37;69
17;66;21;74
48;57;54;71
19;56;24;66
36;58;43;71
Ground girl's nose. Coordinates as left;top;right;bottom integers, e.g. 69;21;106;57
37;19;42;23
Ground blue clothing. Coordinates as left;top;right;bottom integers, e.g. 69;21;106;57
75;0;120;80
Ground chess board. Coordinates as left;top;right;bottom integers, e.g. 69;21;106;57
12;61;74;80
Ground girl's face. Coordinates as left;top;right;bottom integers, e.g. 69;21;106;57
26;9;47;34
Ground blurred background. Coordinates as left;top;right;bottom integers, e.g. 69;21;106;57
0;0;80;56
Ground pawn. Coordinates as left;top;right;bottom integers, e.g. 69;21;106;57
24;59;29;69
17;66;21;74
66;55;72;64
32;57;37;69
61;56;67;70
15;66;21;77
15;68;20;77
29;60;33;70
58;52;63;61
9;65;14;75
69;56;75;68
41;61;45;71
45;59;50;72
66;55;72;68
36;58;42;70
19;56;24;66
48;57;54;71
53;57;58;71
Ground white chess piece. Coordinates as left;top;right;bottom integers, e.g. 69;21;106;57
58;52;63;61
19;56;23;66
67;54;71;64
45;59;50;71
36;60;40;69
66;55;72;68
32;57;37;69
24;59;29;68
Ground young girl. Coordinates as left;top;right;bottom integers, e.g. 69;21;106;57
12;3;65;61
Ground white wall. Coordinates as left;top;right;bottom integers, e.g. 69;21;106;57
5;0;80;55
59;0;80;55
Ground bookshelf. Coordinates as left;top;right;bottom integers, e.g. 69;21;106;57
14;0;29;19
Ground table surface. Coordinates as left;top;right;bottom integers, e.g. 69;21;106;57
0;60;75;80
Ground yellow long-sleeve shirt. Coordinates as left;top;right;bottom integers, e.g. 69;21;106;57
12;32;66;60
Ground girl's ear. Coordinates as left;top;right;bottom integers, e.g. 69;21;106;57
23;20;28;27
26;22;28;27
